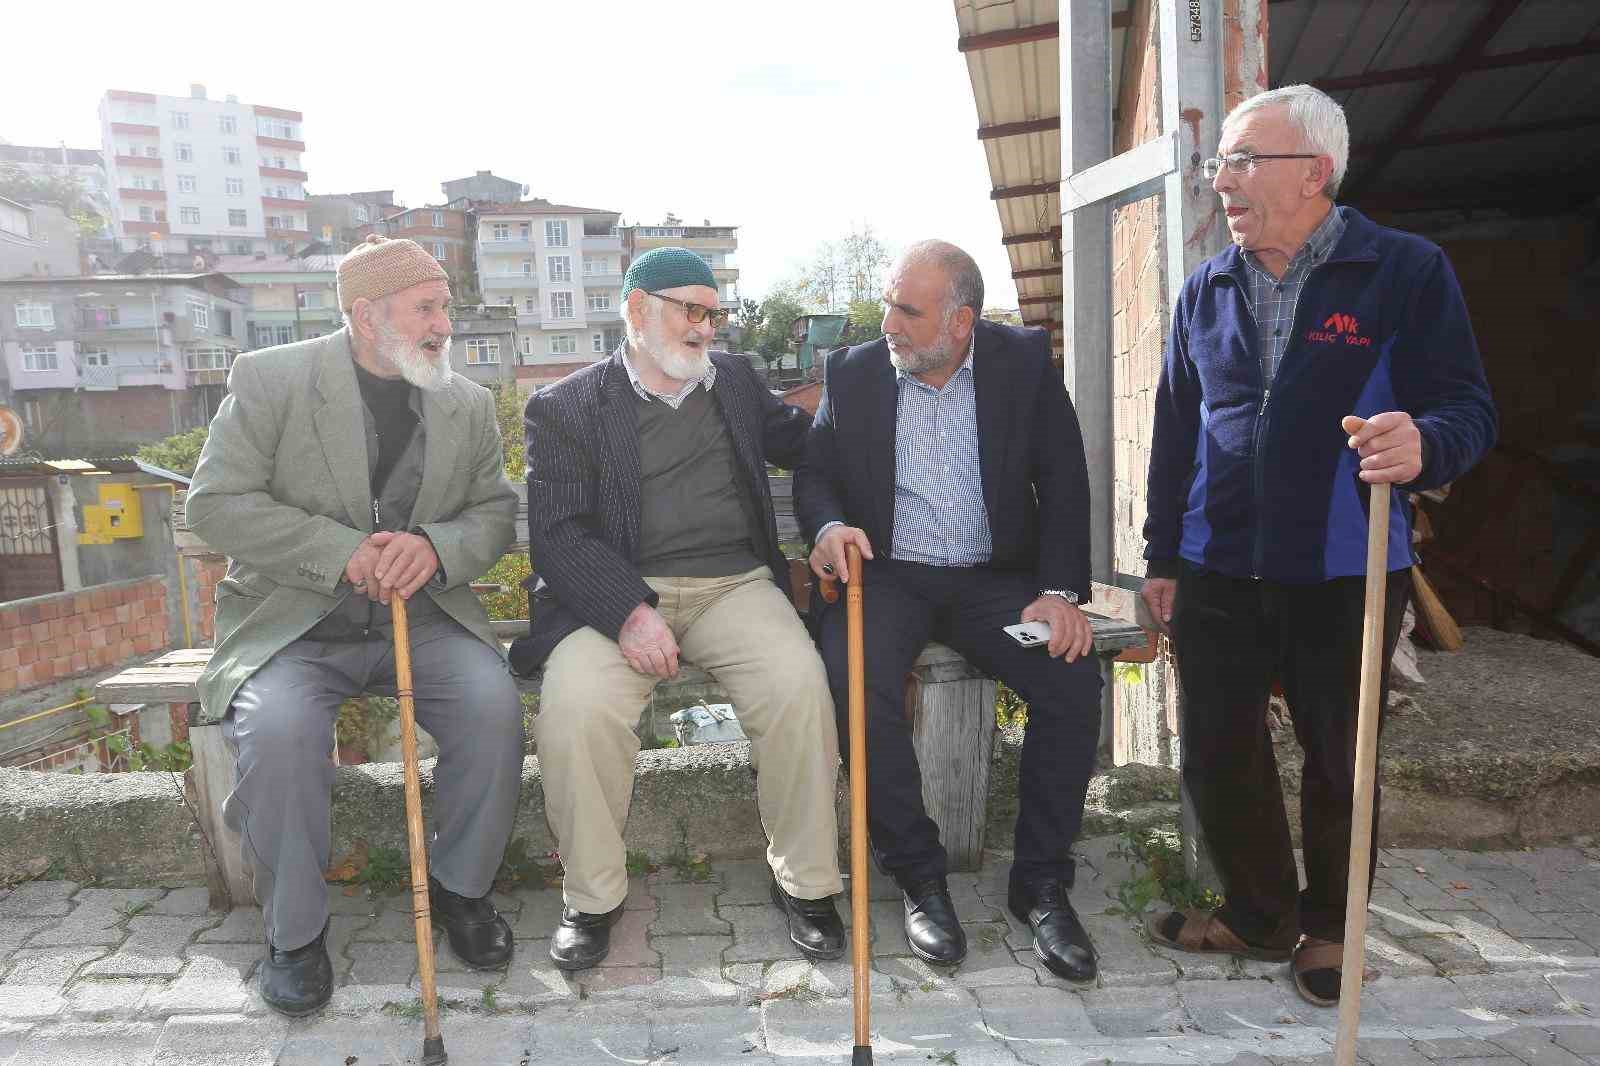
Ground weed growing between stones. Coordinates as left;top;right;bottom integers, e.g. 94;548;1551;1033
1107;827;1220;917
355;846;408;893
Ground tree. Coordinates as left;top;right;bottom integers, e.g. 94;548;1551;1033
734;298;764;354
0;170;107;238
136;427;209;477
490;385;526;480
844;298;885;346
790;224;890;311
754;290;807;360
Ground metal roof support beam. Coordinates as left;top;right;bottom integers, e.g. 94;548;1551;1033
957;22;1059;53
991;181;1061;200
1312;40;1600;93
977;116;1061;140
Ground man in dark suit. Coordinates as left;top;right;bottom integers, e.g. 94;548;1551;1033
511;248;844;971
796;240;1103;980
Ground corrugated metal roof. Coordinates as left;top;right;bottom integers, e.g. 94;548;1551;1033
955;0;1064;356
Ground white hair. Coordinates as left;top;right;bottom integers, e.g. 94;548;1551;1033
1224;84;1349;199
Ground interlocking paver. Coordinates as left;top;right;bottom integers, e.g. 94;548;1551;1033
653;880;730;935
711;859;770;905
80;915;211;977
1549;973;1600;1012
1081;983;1187;1036
1078;912;1177;986
1180;978;1298;1034
949;920;1036;989
1369;976;1474;1026
147;888;212;916
1447;972;1569;1016
0;881;77;918
194;907;263;944
62;978;160;1018
146;942;260;1016
1413;1033;1508;1058
8;1020;163;1065
1487;1026;1591;1066
722;902;801;963
3;946;107;990
508;886;566;939
150;1012;290;1065
1549;1026;1600;1056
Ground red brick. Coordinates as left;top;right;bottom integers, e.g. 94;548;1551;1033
0;668;16;693
88;646;110;668
91;589;109;610
30;621;51;644
16;643;37;666
113;603;130;624
88;628;108;649
128;599;147;621
52;655;72;678
48;617;67;638
128;634;152;655
38;600;62;621
73;593;92;614
17;664;36;687
0;608;19;630
32;660;53;683
0;647;15;670
20;604;42;625
70;651;88;674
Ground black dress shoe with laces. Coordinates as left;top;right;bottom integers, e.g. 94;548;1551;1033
903;878;967;966
429;876;514;970
1008;877;1097;981
769;878;845;961
549;902;625;971
260;922;333;1017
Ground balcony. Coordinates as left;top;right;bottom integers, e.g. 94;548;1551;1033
118;187;167;201
266;227;311;240
256;135;306;152
582;233;623;253
110;122;160;136
478;237;537;254
259;166;308;181
114;155;164;169
122;221;170;238
78;365;119;391
582;271;624;286
585;308;621;323
482;273;538;289
76;312;160;336
260;196;307;210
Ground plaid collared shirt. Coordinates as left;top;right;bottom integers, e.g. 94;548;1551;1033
620;344;717;410
889;332;992;566
1241;205;1346;388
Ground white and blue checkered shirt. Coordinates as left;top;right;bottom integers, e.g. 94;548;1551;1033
889;334;991;566
1241;205;1346;388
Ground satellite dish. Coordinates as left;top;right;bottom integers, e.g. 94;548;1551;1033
0;407;23;456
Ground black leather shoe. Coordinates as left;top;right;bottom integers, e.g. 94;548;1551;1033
259;922;333;1017
429;876;514;970
549;903;624;971
1008;877;1097;982
903;878;966;966
769;878;845;961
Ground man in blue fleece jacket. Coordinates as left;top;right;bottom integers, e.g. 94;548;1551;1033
1139;85;1495;1006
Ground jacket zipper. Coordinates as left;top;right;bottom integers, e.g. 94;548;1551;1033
1251;266;1317;578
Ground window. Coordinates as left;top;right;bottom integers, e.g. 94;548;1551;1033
176;143;194;162
21;343;58;371
177;174;197;193
266;215;283;229
190;301;209;329
14;301;54;329
138;205;156;222
171;111;190;129
223;147;242;166
432;211;445;228
80;346;111;367
698;253;714;265
216;308;233;336
143;145;159;158
523;297;536;314
228;209;247;227
591;333;604;353
603;326;623;351
79;305;119;328
544;220;569;247
230;240;251;254
226;177;243;196
433;242;446;261
520;259;532;275
583;255;609;275
519;222;531;240
549;292;574;319
464;339;500;365
549;334;576;355
255;324;294;347
355;206;369;223
184;346;230;370
180;206;201;224
547;256;571;282
218;115;237;134
587;292;611;312
272;155;287;168
257;118;299;140
297;290;325;310
520;335;532;357
492;223;510;242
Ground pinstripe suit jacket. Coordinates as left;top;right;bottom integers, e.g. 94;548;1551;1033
509;348;809;675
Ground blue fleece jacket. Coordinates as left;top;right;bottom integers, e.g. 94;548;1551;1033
1143;207;1497;584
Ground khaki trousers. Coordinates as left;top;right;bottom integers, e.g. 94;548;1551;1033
536;566;843;913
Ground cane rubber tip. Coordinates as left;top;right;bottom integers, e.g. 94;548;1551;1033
853;1046;873;1065
422;1035;447;1065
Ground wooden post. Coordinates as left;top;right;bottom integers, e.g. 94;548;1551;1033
185;708;254;910
908;643;998;872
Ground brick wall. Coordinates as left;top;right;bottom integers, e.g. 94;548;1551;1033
189;554;228;644
0;576;169;697
1109;0;1181;768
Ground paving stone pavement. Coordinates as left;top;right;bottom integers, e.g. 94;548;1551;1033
0;840;1596;1064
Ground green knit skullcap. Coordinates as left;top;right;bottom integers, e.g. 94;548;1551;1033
621;246;717;300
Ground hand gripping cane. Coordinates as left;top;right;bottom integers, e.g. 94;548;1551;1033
391;597;448;1066
1333;482;1391;1066
819;543;874;1063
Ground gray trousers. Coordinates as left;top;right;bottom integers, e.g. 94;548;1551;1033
222;610;524;951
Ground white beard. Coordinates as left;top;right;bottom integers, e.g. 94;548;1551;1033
630;306;711;382
377;320;453;392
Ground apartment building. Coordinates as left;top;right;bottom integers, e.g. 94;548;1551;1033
307;190;400;252
441;171;525;207
621;221;740;347
207;253;340;350
0;198;81;278
1;273;247;452
476;199;625;388
0;144;112;226
355;205;470;295
99;84;309;258
448;303;519;389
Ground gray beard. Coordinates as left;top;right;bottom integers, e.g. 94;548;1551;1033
377;323;453;391
888;338;953;375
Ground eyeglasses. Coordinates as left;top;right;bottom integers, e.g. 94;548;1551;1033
1202;151;1320;180
644;290;730;327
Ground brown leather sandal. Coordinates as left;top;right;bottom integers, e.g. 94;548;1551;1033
1292;936;1377;1007
1145;908;1293;962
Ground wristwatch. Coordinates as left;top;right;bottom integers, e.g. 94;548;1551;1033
1038;589;1079;605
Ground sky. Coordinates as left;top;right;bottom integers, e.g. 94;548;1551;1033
0;1;1019;309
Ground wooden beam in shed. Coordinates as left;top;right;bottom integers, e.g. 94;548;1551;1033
991;181;1061;200
1011;265;1061;280
1001;226;1063;246
957;22;1060;52
978;116;1061;140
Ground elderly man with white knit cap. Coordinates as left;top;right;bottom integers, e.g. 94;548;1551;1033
186;235;523;1017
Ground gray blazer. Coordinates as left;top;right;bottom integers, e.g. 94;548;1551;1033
185;328;517;722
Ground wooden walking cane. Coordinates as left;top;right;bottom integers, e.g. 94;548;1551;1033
817;544;873;1063
391;596;448;1066
1333;481;1391;1066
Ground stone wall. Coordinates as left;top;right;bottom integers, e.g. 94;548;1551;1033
0;576;169;698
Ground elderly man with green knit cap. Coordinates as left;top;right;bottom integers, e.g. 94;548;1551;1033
512;247;845;969
186;235;523;1017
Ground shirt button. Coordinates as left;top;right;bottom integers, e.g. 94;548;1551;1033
1274;328;1282;336
1275;285;1283;293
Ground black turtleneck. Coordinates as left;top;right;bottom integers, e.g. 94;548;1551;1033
353;361;418;496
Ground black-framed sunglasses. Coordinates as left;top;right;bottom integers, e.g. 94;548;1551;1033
1202;151;1320;179
644;290;730;327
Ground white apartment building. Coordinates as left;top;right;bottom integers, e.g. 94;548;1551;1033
99;84;309;257
475;199;624;387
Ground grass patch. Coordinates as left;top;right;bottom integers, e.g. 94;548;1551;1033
1106;827;1220;917
625;850;657;876
354;846;409;893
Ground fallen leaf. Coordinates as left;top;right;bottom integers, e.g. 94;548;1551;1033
1413;866;1427;874
343;885;360;897
1450;881;1471;890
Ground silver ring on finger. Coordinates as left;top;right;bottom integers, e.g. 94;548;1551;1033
822;562;835;575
